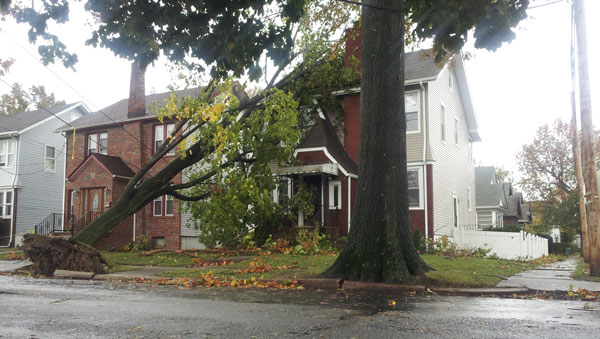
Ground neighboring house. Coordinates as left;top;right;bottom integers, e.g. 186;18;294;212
59;88;203;250
0;103;89;247
280;32;481;240
503;184;528;226
475;166;508;229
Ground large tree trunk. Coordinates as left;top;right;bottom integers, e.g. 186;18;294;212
322;0;430;282
574;0;599;275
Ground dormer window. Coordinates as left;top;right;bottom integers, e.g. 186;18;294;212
87;132;108;156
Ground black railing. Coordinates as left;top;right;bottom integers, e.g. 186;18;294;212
72;211;104;236
35;212;73;236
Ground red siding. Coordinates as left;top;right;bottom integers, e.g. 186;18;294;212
296;150;330;165
343;95;361;164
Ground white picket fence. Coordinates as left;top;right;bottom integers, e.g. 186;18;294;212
452;228;548;260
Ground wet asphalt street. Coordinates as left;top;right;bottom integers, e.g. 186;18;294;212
0;274;599;338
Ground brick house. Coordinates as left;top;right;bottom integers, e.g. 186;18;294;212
281;32;481;240
60;87;201;250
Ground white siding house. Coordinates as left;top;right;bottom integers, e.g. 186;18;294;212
0;103;88;246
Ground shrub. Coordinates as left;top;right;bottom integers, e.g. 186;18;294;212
124;235;152;252
412;230;425;252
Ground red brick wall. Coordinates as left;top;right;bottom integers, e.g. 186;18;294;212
64;118;183;250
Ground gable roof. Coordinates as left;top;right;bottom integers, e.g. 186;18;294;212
505;191;524;218
475;167;507;209
0;103;82;133
61;88;202;131
68;153;135;181
296;110;358;175
404;51;444;82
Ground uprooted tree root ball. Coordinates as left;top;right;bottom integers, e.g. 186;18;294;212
22;234;108;276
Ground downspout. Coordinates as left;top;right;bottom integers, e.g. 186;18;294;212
4;134;20;247
347;175;351;232
420;80;429;241
133;212;137;241
61;131;67;230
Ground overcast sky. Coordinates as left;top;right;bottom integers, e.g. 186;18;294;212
0;0;598;187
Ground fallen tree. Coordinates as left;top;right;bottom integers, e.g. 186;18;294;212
22;234;108;276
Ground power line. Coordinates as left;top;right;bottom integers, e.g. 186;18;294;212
528;0;564;10
1;31;169;166
0;79;142;171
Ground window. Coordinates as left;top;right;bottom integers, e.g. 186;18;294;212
153;195;174;216
44;145;56;172
453;195;459;228
440;104;446;142
407;168;422;209
405;92;419;133
449;71;454;91
454;117;459;145
329;181;341;209
153;237;165;248
87;132;108;156
467;187;472;211
0;139;17;167
0;190;13;218
154;123;176;155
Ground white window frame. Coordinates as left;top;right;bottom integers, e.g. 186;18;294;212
468;139;473;164
448;70;454;91
165;195;174;216
155;123;176;156
405;91;420;134
44;145;56;172
329;180;341;210
454;117;459;146
440;103;446;143
491;211;497;228
407;167;424;210
153;195;174;217
0;190;13;218
467;186;472;211
153;196;163;216
452;194;459;228
0;139;17;167
87;132;108;156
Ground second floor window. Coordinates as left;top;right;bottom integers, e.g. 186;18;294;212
87;132;108;156
154;123;176;155
405;92;419;132
44;145;56;172
0;139;17;167
454;117;459;145
153;195;174;216
441;104;446;142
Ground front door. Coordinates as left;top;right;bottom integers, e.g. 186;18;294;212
83;187;104;224
303;175;322;224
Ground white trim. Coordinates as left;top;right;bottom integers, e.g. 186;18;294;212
405;91;420;134
454;116;459;146
165;195;174;216
440;102;446;143
407;166;424;210
294;147;353;176
467;186;472;211
448;70;454;91
328;180;341;210
43;144;57;172
153;197;163;216
453;194;459;228
347;177;351;231
20;102;88;134
330;75;439;97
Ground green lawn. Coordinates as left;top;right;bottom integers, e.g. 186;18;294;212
104;249;555;288
0;249;24;260
102;251;214;267
573;256;600;283
421;254;537;287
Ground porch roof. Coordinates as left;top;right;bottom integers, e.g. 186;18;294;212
274;163;338;176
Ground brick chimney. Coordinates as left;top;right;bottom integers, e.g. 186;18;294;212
127;62;146;118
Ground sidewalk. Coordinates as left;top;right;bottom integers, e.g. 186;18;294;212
496;258;600;292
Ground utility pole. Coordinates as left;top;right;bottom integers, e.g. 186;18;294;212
574;0;599;275
570;1;589;263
